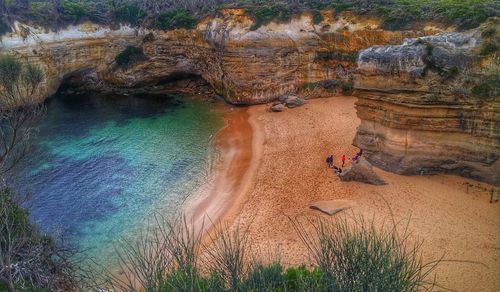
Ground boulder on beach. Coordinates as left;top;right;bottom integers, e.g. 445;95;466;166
270;103;286;112
339;157;386;185
309;200;354;216
278;95;305;108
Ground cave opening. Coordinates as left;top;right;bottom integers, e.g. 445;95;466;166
54;68;216;100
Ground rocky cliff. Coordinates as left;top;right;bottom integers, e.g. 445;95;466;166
2;11;497;184
1;10;442;104
353;19;499;185
0;21;141;101
107;10;441;104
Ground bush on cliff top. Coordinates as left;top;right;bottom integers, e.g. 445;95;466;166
155;9;198;30
113;2;146;26
245;3;293;30
2;0;498;31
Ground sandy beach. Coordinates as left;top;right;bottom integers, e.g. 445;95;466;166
197;95;500;291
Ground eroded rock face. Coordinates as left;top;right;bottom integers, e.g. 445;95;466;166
0;21;141;102
353;22;500;185
2;10;439;105
339;157;386;185
108;11;428;104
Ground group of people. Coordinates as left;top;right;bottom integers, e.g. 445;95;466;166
325;149;363;175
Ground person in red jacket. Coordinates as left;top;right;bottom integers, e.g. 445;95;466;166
341;154;346;167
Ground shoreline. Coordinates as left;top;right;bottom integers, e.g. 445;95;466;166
192;96;499;291
184;104;263;237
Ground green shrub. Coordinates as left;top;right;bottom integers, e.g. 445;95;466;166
0;56;44;107
312;10;324;25
315;50;359;62
481;27;497;38
0;17;11;36
115;46;145;67
293;215;441;291
142;32;155;43
422;44;460;78
380;5;420;30
83;214;441;291
26;0;60;26
340;81;353;94
0;189;75;291
61;0;89;21
113;3;146;26
480;42;498;55
284;265;324;290
472;82;493;98
155;10;198;30
247;3;292;30
303;79;340;92
434;0;498;30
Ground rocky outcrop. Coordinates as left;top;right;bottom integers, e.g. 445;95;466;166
353;20;500;185
108;10;433;104
339;157;386;185
1;10;442;105
4;11;496;185
0;22;141;102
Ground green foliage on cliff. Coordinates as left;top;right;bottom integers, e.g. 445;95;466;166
315;50;359;62
422;44;461;79
0;16;11;36
1;0;498;31
340;80;353;94
246;3;292;30
480;42;498;55
0;189;76;291
155;9;198;30
115;46;146;67
312;10;324;24
471;77;499;99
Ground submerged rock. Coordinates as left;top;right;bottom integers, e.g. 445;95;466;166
339;157;386;185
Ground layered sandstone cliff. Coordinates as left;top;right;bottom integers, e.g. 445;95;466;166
106;10;439;104
1;10;442;104
1;11;497;184
353;20;499;185
0;21;141;101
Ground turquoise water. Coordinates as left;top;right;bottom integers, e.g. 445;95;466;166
10;92;223;262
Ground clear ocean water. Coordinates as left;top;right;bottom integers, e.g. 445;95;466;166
9;92;223;263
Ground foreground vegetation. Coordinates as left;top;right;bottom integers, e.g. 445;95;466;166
0;56;76;291
1;0;498;33
80;215;441;291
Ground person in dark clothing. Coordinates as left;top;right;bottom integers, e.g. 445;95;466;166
341;154;346;167
326;155;334;168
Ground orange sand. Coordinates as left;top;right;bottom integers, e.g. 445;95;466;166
197;96;499;292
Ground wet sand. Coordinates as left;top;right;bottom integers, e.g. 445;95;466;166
197;96;499;291
185;105;263;236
